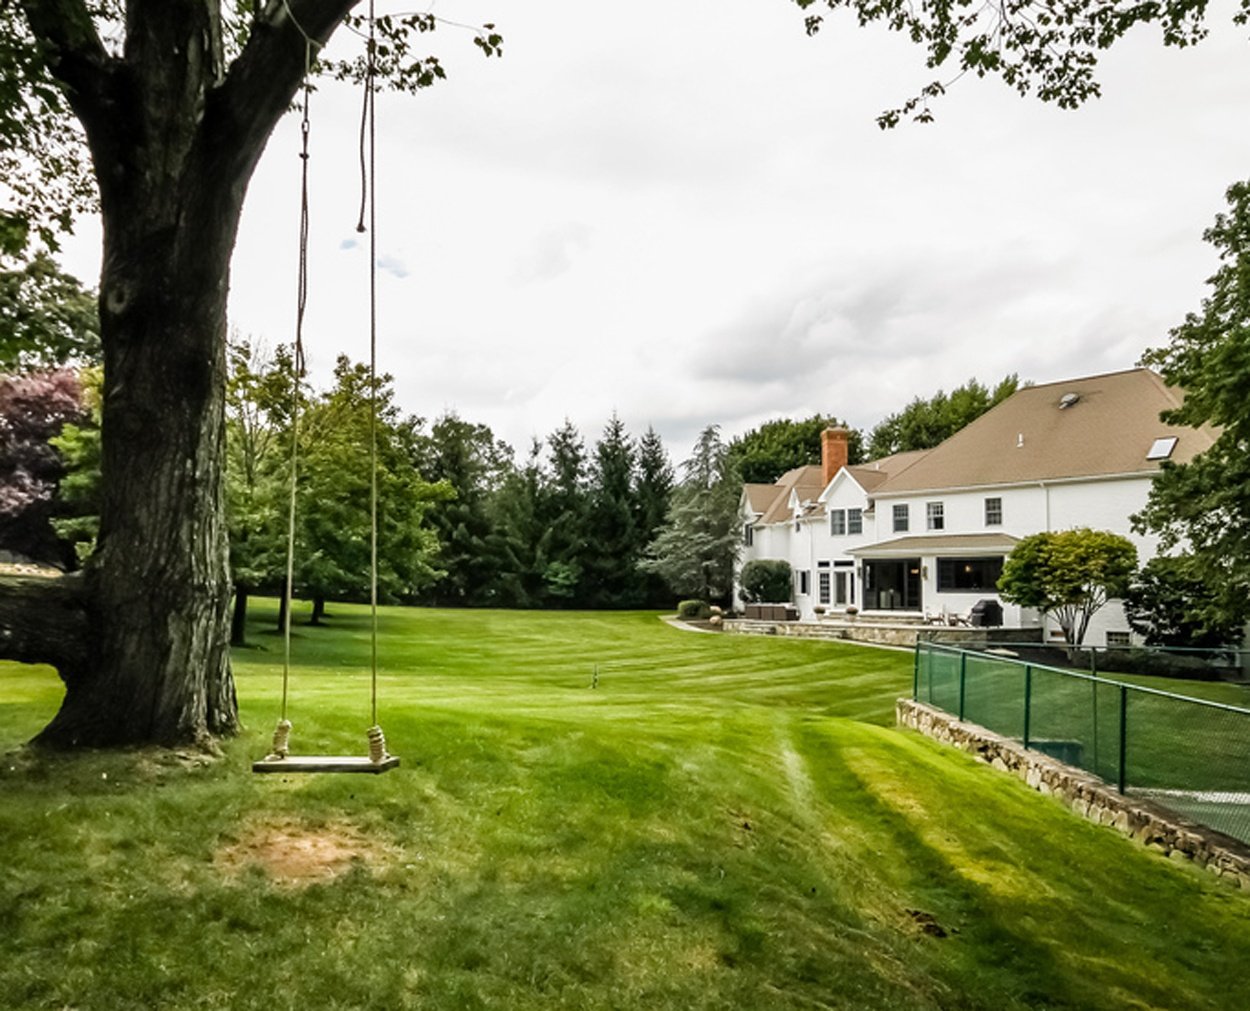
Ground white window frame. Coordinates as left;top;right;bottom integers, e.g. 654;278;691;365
829;509;846;536
893;504;909;533
848;507;863;535
926;501;944;531
985;497;1003;526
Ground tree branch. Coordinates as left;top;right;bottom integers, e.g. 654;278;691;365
19;0;115;143
0;572;90;680
209;0;358;181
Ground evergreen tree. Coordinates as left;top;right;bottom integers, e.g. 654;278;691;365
538;419;590;605
584;414;640;607
415;412;514;606
640;425;740;603
489;438;548;608
635;425;675;606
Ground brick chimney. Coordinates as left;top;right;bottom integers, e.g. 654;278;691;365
821;427;849;486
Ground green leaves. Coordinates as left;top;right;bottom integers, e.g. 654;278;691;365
1135;178;1250;630
997;528;1137;645
793;0;1214;126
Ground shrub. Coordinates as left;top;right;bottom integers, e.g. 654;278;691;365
739;558;792;603
676;599;711;620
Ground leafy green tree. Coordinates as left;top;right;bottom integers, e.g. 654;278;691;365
997;529;1138;646
0;4;500;748
867;375;1020;459
1134;180;1250;639
640;426;740;603
1124;555;1250;651
294;356;448;622
739;558;793;604
728;415;863;485
793;0;1217;128
224;339;295;644
414;412;513;606
48;367;101;564
0;252;100;371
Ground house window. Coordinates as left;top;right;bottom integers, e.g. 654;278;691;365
818;571;831;605
1106;631;1131;648
985;497;1002;526
848;508;863;535
829;509;846;535
893;504;909;532
797;569;810;595
926;502;944;531
795;517;801;533
743;523;754;547
834;571;854;605
936;556;1004;592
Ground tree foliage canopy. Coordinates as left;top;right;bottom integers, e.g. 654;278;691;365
640;426;740;602
1123;554;1250;650
1134;179;1250;620
727;415;863;485
997;528;1137;645
794;0;1219;127
867;375;1020;459
739;558;793;604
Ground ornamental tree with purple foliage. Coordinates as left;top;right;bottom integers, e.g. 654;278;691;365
0;368;85;565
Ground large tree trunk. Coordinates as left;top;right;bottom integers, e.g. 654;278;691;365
9;0;358;748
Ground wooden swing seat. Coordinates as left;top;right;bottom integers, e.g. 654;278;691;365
252;754;400;774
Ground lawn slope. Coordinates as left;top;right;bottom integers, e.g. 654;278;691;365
2;603;1248;1010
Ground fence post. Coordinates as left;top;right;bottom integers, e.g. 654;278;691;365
1117;685;1128;795
958;651;967;721
913;643;920;701
1023;664;1032;750
1090;647;1097;676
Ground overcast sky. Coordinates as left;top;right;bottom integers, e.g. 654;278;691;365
61;1;1250;462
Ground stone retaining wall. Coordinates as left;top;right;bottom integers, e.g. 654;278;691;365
897;698;1250;890
722;618;1038;649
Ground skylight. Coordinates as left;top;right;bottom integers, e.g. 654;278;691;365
1147;436;1178;461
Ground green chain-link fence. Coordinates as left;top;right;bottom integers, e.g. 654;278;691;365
914;641;1250;845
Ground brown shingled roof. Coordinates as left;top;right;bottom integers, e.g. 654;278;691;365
875;368;1215;495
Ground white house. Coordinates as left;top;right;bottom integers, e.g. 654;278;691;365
737;368;1217;645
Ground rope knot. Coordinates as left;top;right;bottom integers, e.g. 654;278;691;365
268;718;293;760
367;725;389;764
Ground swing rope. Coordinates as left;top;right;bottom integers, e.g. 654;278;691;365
269;34;314;761
263;7;393;768
361;0;390;763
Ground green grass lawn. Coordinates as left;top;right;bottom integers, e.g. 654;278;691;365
3;602;1250;1010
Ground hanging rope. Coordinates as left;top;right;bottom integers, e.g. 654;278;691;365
360;1;390;764
268;37;314;762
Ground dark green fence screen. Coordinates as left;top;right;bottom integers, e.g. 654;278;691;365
914;641;1250;845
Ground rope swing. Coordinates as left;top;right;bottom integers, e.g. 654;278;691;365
254;5;398;775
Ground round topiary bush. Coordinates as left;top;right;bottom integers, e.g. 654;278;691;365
676;599;711;620
739;559;793;604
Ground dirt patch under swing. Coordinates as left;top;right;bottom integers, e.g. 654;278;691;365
215;818;392;886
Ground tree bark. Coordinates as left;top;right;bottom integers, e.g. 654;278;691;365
11;1;356;748
230;587;250;647
309;596;326;625
0;574;90;678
